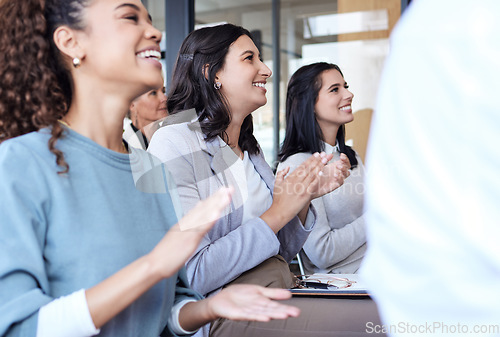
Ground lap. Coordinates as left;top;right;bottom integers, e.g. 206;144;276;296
210;296;386;337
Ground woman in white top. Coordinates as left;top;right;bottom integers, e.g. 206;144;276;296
278;62;367;274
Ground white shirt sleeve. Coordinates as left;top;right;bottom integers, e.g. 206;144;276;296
37;289;100;337
167;299;199;336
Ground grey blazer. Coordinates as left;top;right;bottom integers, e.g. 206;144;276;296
148;120;315;296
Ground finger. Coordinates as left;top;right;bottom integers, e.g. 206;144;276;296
339;153;351;168
275;167;290;183
244;302;301;320
258;287;293;300
290;155;316;180
299;154;325;182
257;303;301;319
179;187;233;231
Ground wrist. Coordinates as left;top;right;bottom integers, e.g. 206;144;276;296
202;297;221;322
298;204;310;224
260;205;288;233
179;298;217;331
143;251;174;281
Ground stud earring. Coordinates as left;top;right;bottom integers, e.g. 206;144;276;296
72;57;81;68
214;81;222;90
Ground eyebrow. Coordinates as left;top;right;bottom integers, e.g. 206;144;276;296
327;83;341;91
240;50;262;59
327;82;347;91
115;3;152;23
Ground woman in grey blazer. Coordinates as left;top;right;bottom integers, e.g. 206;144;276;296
148;24;383;337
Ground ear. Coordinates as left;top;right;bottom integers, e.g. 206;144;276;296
129;101;137;114
53;25;85;63
202;64;210;80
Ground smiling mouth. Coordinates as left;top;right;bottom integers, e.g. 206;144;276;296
340;105;351;111
252;82;266;88
136;50;161;61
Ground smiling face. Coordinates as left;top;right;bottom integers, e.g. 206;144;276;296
215;34;272;119
75;0;163;98
130;86;167;130
314;69;354;132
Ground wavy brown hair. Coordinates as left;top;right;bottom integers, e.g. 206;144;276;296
0;0;89;173
167;24;260;155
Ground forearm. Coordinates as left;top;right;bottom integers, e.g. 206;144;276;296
85;254;168;329
304;214;366;268
276;205;316;263
187;219;279;295
297;203;310;224
260;205;291;233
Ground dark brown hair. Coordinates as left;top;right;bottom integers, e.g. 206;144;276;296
167;23;260;155
279;62;358;168
0;0;89;173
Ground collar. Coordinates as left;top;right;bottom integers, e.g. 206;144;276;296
323;141;339;154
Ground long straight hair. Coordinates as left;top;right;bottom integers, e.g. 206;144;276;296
278;62;358;168
167;23;260;154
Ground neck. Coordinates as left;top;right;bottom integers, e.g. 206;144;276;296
63;92;130;154
225;117;244;149
319;122;340;148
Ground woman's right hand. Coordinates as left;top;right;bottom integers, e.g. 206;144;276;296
147;186;233;278
261;153;330;232
177;284;300;332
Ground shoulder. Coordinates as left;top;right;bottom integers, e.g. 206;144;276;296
148;121;209;166
0;131;56;195
152;121;202;147
0;130;53;165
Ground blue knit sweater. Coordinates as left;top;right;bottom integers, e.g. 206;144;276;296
0;127;201;336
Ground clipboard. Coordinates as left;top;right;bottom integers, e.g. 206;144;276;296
290;273;370;297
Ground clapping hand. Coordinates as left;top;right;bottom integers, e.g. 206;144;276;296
148;186;233;278
312;153;351;199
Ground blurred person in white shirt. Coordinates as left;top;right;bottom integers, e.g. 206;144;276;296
361;0;500;336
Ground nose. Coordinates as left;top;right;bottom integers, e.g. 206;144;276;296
145;23;162;43
345;88;354;101
159;89;167;101
260;60;272;78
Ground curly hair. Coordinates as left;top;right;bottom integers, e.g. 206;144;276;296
167;24;260;155
0;0;89;173
279;62;358;168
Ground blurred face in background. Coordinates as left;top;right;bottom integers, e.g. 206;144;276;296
129;86;167;131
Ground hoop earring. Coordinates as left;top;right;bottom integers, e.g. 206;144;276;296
214;81;222;90
72;57;81;68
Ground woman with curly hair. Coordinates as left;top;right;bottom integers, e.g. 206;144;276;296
278;62;367;275
0;1;301;336
148;24;383;337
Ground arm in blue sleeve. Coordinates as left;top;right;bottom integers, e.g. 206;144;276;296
0;142;53;336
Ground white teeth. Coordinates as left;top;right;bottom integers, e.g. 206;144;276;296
340;105;351;111
252;82;266;88
137;50;161;60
